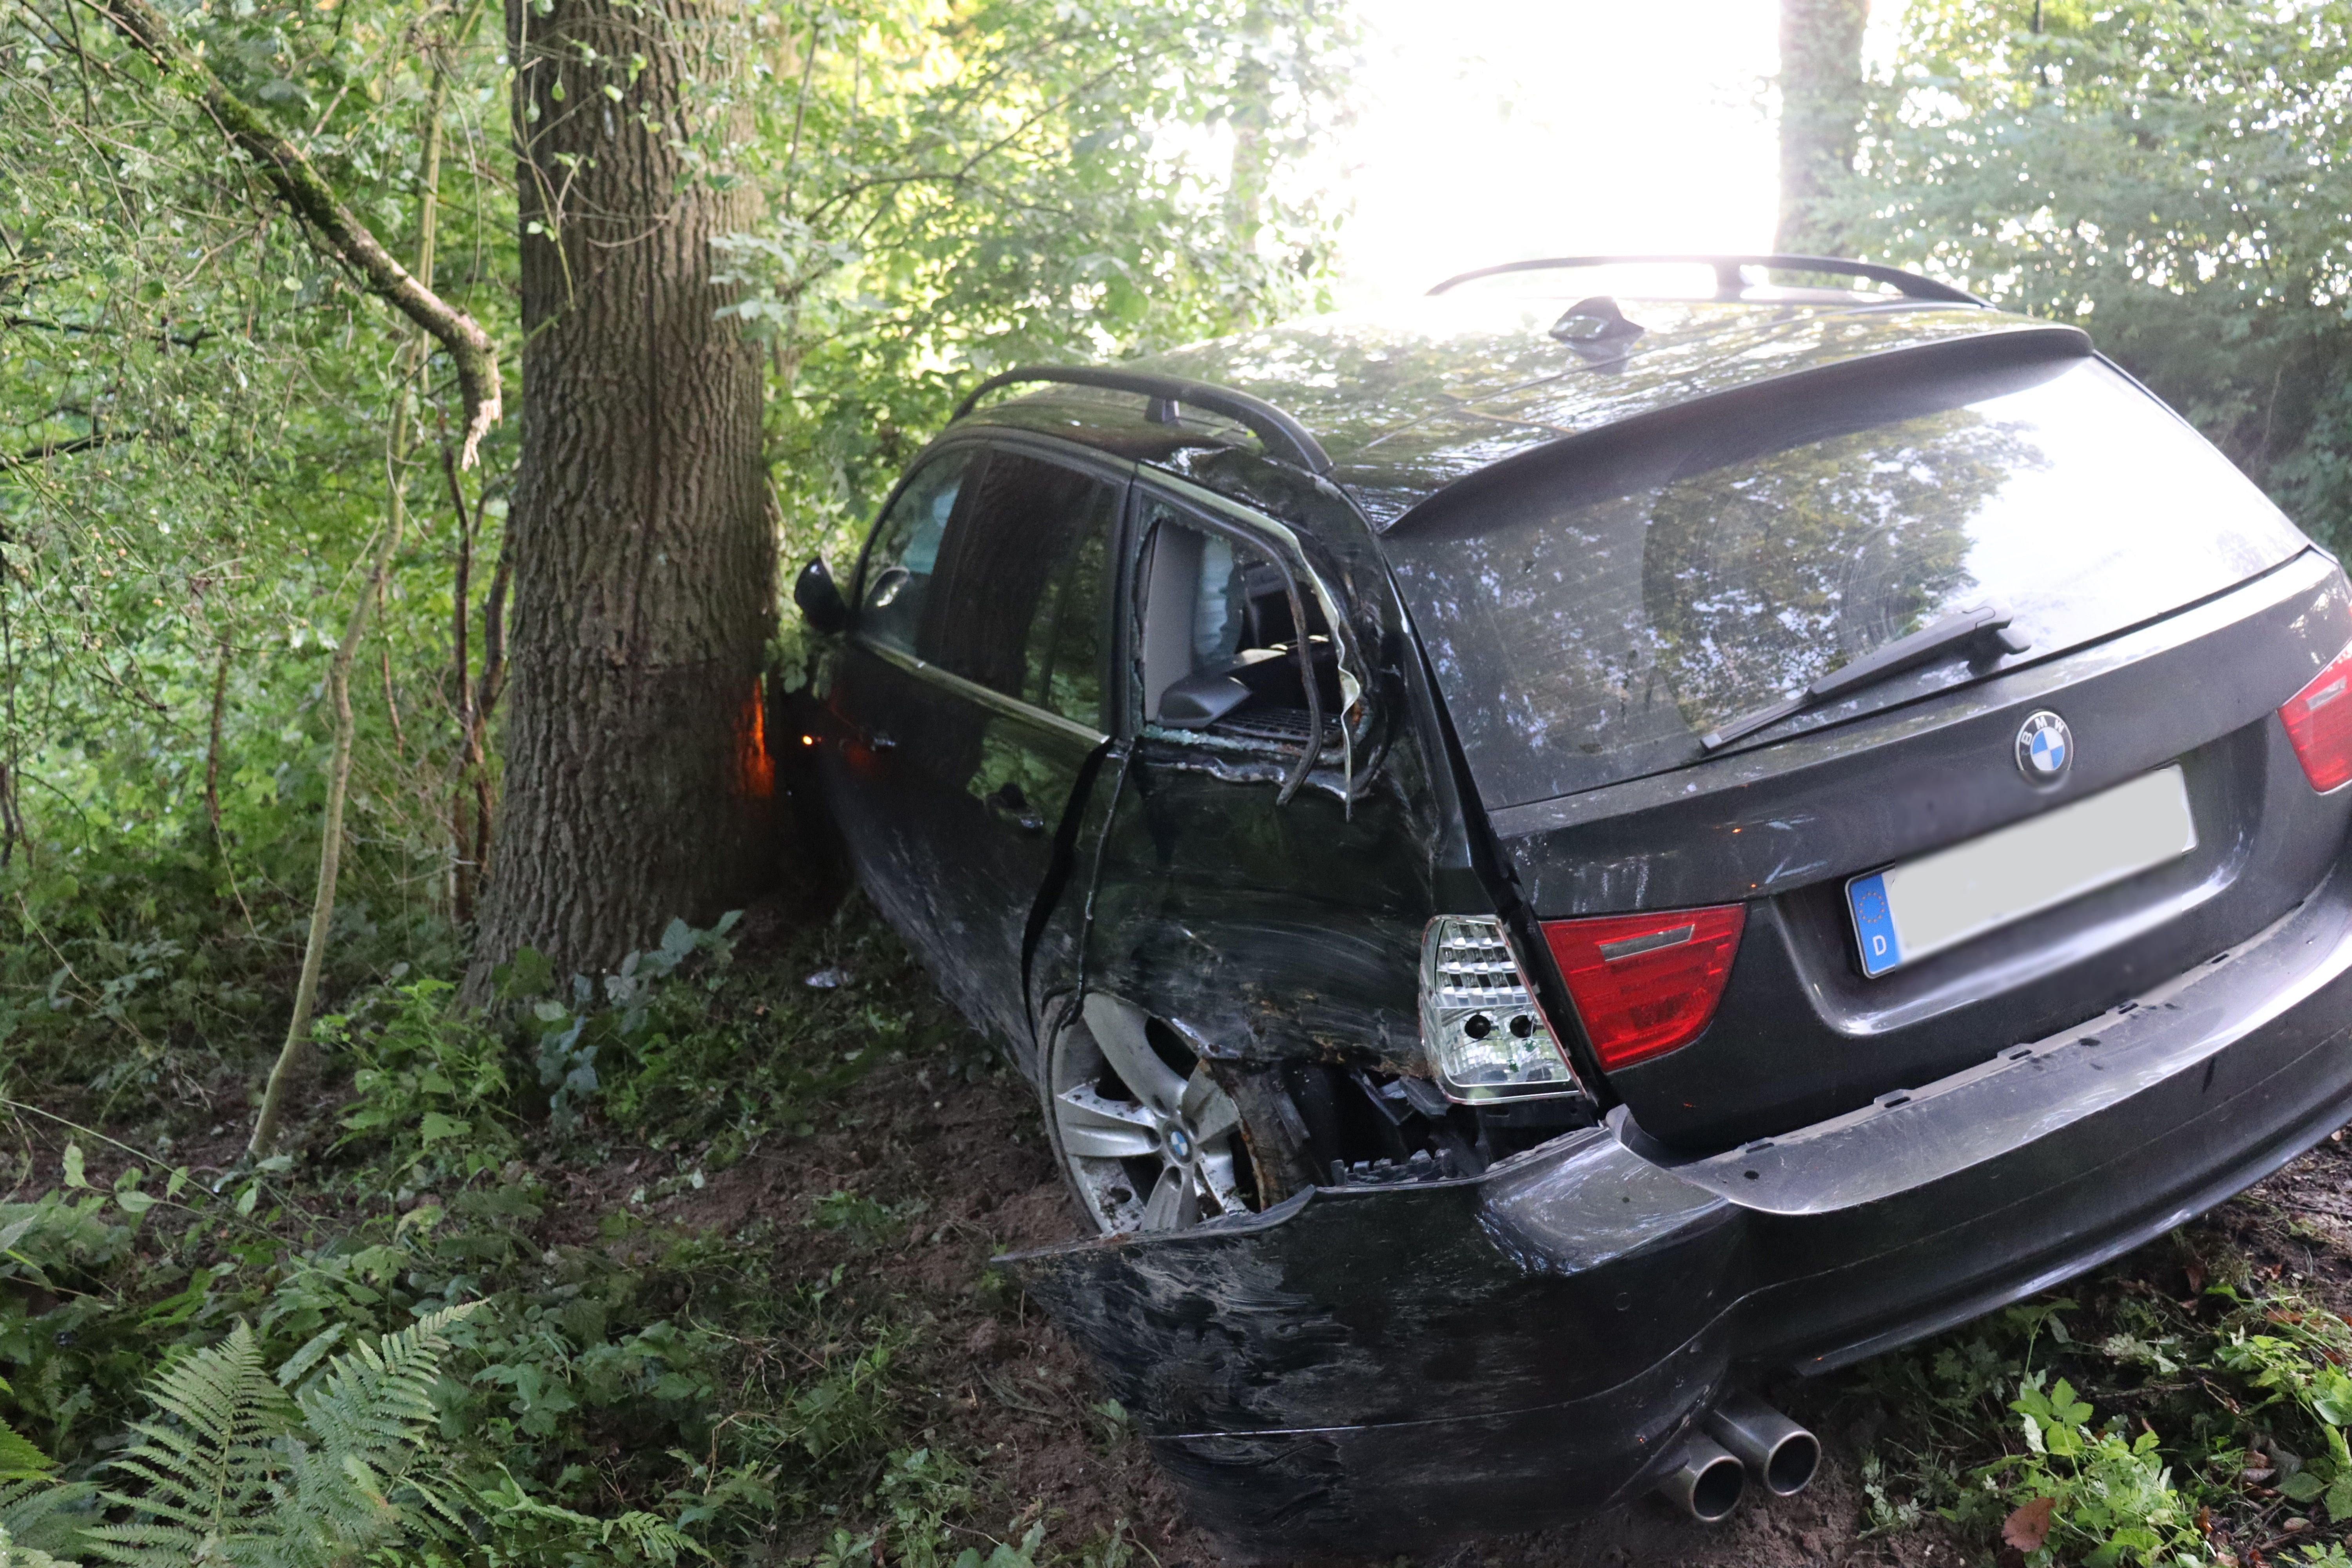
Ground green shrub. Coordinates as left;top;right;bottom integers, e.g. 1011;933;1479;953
328;977;516;1186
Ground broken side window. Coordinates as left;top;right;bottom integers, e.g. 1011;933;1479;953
1136;495;1343;743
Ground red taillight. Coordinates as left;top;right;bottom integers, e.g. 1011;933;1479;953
1542;905;1746;1071
2282;641;2352;793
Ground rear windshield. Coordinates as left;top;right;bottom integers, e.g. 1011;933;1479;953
1383;355;2310;808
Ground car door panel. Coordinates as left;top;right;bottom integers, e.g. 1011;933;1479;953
818;437;1127;1053
1077;479;1452;1072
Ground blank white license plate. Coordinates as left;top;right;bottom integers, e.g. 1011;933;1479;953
1847;765;2196;978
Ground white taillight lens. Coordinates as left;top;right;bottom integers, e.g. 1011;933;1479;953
1419;915;1581;1103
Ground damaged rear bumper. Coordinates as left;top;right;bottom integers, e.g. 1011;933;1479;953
999;859;2352;1552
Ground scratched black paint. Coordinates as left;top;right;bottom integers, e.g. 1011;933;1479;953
795;282;2352;1552
1009;864;2352;1550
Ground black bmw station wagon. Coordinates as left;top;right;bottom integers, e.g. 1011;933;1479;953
789;256;2352;1550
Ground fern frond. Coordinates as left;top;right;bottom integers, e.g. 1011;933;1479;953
291;1308;457;1461
88;1321;289;1566
0;1520;83;1568
0;1479;96;1558
471;1476;711;1566
0;1420;53;1485
263;1304;478;1567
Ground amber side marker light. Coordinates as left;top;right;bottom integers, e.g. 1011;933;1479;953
2281;641;2352;792
1542;906;1746;1071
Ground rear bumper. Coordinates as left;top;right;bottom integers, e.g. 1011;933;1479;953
1002;855;2352;1553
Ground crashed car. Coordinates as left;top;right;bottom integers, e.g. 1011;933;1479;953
788;254;2352;1550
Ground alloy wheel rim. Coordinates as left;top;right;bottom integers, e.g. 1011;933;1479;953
1049;993;1247;1234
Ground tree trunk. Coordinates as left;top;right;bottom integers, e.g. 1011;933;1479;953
468;0;775;987
1775;0;1869;256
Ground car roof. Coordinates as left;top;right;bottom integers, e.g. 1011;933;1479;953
953;289;2062;533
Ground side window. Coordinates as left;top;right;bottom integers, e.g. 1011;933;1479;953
1136;495;1342;737
924;449;1120;729
856;448;976;657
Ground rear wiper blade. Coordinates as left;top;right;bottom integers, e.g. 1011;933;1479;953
1700;601;2031;752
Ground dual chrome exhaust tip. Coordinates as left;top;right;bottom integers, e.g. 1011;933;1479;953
1659;1392;1821;1524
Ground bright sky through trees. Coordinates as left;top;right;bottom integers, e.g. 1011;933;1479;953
1329;0;1784;305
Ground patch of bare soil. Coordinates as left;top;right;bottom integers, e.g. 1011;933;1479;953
2196;1129;2352;1305
614;1035;2352;1568
619;1046;1945;1568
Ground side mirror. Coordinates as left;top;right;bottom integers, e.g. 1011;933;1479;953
794;556;848;635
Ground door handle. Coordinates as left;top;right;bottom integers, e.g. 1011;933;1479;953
986;781;1046;835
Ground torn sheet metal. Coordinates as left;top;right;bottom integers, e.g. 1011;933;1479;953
1004;887;2352;1552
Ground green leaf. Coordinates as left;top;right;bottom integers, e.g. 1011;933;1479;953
418;1112;467;1144
114;1190;156;1215
2315;1369;2352;1426
60;1145;87;1190
235;1182;259;1218
2283;1469;2326;1503
275;1324;346;1388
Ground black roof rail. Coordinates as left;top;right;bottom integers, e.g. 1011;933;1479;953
951;365;1335;477
1426;253;1986;307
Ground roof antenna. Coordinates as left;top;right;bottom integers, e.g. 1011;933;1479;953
1549;296;1646;361
1145;396;1182;424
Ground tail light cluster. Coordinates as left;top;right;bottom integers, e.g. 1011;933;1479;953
1419;904;1749;1099
1418;916;1580;1102
2281;640;2352;793
1542;906;1746;1071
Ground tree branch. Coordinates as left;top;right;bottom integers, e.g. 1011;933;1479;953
86;0;503;465
0;430;136;470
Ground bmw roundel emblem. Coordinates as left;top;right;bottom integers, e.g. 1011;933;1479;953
2016;710;2072;784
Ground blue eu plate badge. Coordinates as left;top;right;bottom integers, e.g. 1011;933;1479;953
1849;873;1902;977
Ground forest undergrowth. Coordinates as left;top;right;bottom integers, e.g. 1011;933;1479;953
10;866;2352;1568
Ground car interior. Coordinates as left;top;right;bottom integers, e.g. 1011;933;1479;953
1136;506;1345;741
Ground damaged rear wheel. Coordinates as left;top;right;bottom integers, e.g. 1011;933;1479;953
1044;994;1255;1234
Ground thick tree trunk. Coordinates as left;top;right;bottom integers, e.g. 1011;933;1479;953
469;0;775;985
1775;0;1869;256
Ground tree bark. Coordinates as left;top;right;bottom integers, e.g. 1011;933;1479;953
466;0;775;987
1775;0;1870;256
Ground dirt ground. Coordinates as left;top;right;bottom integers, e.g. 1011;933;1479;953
614;1045;2352;1568
33;1021;2352;1567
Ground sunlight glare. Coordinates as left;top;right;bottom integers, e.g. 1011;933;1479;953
1328;0;1783;308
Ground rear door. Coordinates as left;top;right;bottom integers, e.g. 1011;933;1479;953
824;436;1125;1053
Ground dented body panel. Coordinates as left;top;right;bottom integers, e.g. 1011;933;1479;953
1009;862;2352;1550
797;281;2352;1550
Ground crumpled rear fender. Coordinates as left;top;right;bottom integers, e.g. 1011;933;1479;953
1002;1132;1748;1548
1003;854;2352;1553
